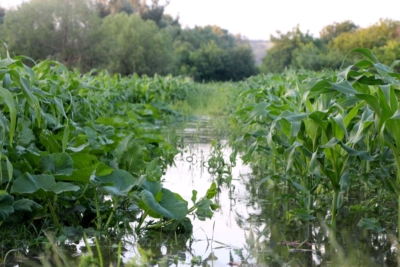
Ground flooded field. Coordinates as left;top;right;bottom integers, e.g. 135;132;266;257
6;117;399;267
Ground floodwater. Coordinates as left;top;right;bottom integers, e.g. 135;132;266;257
10;116;400;266
139;116;398;267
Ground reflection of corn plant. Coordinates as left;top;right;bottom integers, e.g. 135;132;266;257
230;50;400;235
207;140;234;190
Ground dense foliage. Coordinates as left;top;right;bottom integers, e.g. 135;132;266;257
0;0;256;82
230;49;400;236
261;19;400;73
0;52;220;250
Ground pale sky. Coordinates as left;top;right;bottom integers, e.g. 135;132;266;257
1;0;399;40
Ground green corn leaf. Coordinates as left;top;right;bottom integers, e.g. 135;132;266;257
18;76;41;126
331;81;358;95
287;208;315;221
358;218;383;233
349;48;379;64
0;87;16;145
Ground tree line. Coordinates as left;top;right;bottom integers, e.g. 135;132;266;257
0;0;399;79
261;19;400;73
0;0;257;81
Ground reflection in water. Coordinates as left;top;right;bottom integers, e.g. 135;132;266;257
161;117;398;267
14;117;399;266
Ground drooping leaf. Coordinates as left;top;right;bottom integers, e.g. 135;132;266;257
140;188;188;220
56;162;112;183
357;218;384;233
191;190;198;204
91;169;137;196
39;153;74;175
0;191;14;221
115;134;144;175
195;198;213;221
0;87;16;144
146;160;162;182
205;182;217;199
13;199;42;211
287;208;315;221
10;173;79;197
141;180;162;196
331;81;358;95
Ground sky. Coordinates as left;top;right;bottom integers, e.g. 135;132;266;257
1;0;399;40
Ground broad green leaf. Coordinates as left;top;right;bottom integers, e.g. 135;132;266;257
70;153;98;169
146;160;162;182
195;198;213;221
40;131;62;153
0;191;14;221
91;169;137;196
13;199;42;211
39;153;74;176
140;188;188;219
17;120;35;146
115;134;144;175
141;180;162;196
56;162;112;183
10;173;79;197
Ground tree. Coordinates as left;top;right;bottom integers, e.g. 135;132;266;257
320;20;358;43
173;26;256;81
260;26;314;73
292;43;351;71
100;13;175;76
1;0;105;72
0;6;5;24
95;0;135;17
330;19;400;53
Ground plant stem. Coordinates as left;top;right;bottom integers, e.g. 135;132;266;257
394;153;400;242
94;189;102;231
331;190;338;232
104;198;119;230
77;184;89;200
94;237;103;267
144;218;175;230
136;210;149;232
47;198;61;231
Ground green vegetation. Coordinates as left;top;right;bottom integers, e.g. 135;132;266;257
0;0;256;82
0;51;220;259
261;19;400;73
230;48;400;237
0;0;400;265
